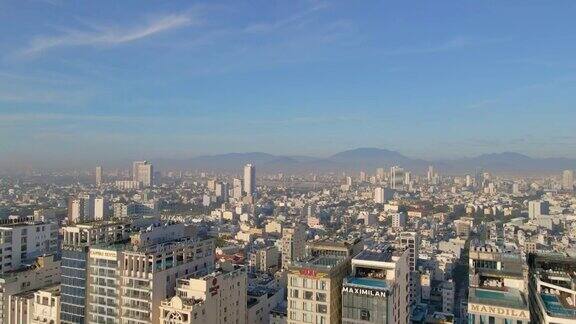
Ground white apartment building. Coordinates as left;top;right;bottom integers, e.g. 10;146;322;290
374;187;394;204
95;166;103;187
562;169;574;191
0;219;57;273
392;212;407;229
94;197;108;221
86;227;215;324
244;164;256;196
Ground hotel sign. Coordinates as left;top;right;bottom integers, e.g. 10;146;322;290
342;286;388;298
468;303;529;320
90;249;118;261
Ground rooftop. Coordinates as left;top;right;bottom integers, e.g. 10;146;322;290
426;312;455;324
291;255;347;271
344;276;391;290
354;245;397;262
540;293;576;319
468;287;528;310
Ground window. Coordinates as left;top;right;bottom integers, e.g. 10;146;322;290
316;292;326;302
290;276;299;287
360;309;370;321
317;304;327;314
291;289;299;298
304;291;313;300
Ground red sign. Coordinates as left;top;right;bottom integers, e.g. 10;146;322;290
299;269;318;277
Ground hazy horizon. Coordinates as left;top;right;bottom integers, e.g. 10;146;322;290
2;1;576;167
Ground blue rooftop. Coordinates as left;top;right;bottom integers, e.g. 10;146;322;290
469;288;528;309
344;276;391;290
541;294;576;318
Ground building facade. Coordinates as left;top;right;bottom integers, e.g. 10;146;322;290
341;245;410;324
467;244;530;324
287;255;349;324
159;263;247;324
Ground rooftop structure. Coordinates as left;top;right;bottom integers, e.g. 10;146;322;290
529;253;576;324
341;245;410;323
468;244;530;323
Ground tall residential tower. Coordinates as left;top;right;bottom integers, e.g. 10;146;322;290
244;164;256;196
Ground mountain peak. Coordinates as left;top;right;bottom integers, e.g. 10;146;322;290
476;152;532;160
330;147;402;159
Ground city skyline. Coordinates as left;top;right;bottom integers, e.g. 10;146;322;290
1;2;576;324
1;0;576;166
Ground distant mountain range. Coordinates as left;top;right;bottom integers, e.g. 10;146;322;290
153;148;576;174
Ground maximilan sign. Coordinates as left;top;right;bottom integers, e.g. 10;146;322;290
342;286;389;298
468;303;529;321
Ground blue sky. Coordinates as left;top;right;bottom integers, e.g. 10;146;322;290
1;0;576;167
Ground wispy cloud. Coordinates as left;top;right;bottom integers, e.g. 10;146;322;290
243;1;328;34
0;113;134;123
0;88;91;105
19;13;197;57
382;36;505;56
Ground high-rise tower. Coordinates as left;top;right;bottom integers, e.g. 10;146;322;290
243;164;256;196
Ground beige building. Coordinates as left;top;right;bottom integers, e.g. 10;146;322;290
454;218;473;239
159;263;247;324
287;255;349;324
133;160;154;187
280;224;307;269
250;246;280;273
8;285;60;324
265;221;283;235
286;234;365;324
0;255;60;323
307;237;363;259
31;285;61;324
